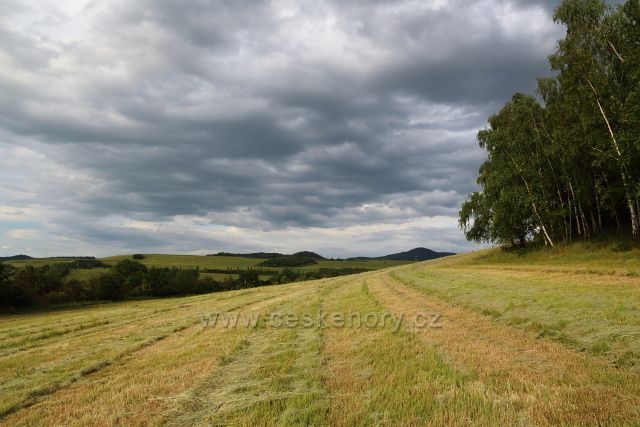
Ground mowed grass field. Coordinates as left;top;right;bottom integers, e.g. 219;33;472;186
1;247;640;425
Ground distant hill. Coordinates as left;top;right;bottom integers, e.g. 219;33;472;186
0;254;33;262
210;248;451;262
211;250;325;267
260;254;319;267
348;247;455;262
210;251;325;260
210;252;285;259
291;251;324;260
378;247;455;261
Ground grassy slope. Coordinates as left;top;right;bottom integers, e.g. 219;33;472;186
457;241;640;274
1;245;639;425
101;254;410;271
102;254;261;269
5;258;89;268
394;245;640;367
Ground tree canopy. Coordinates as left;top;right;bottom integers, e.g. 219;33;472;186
460;0;640;246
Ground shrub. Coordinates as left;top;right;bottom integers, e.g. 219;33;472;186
239;270;260;286
66;259;108;269
260;255;317;267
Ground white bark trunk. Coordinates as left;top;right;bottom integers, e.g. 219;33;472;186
586;78;640;238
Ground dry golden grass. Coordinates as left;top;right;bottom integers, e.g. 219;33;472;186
2;285;313;426
0;281;312;423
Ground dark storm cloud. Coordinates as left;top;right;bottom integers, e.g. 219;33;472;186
0;0;573;255
376;40;552;106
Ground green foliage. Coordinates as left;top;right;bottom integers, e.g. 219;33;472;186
0;263;70;307
65;259;108;269
94;273;127;301
260;255;318;267
461;0;640;246
0;255;32;262
0;255;382;309
0;263;11;284
141;267;200;296
238;270;260;286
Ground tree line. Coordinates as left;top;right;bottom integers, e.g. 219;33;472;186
201;267;279;275
259;254;318;267
0;260;370;309
460;0;640;247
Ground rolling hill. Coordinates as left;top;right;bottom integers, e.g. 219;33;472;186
348;247;455;261
0;255;32;262
377;247;455;261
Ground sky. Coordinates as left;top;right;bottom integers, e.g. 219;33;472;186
0;0;570;258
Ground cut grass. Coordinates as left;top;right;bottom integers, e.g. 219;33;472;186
162;280;335;426
1;245;639;425
393;252;640;371
322;278;512;425
0;282;311;419
2;284;314;426
370;273;640;424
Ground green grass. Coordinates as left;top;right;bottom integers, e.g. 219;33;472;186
198;272;273;281
5;258;91;268
101;254;410;271
459;241;640;275
322;279;508;425
301;259;411;270
394;246;640;370
64;269;108;282
101;254;261;269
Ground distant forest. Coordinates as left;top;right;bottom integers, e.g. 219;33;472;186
0;260;369;309
460;0;640;247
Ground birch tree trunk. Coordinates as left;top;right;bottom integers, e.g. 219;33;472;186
586;77;640;238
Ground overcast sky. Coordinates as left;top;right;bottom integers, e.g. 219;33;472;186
0;0;569;257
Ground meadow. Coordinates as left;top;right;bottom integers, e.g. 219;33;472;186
103;254;411;271
7;254;410;283
1;246;639;425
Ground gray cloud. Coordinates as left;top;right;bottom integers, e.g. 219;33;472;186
0;0;575;256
